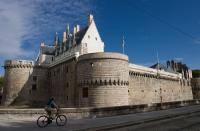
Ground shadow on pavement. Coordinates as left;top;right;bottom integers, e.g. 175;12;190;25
0;119;70;131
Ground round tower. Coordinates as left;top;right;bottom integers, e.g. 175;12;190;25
2;60;33;106
77;52;129;107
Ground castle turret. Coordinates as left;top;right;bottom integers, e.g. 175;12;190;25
72;26;77;46
63;32;67;43
54;32;60;56
66;24;70;37
77;53;129;107
2;60;34;106
63;24;70;43
75;24;80;33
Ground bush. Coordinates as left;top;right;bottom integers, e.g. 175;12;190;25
192;70;200;78
0;76;3;91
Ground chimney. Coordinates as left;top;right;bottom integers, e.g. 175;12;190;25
63;32;67;42
40;42;45;47
88;14;93;25
73;26;76;35
76;25;80;32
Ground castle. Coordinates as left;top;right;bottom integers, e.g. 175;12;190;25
1;15;194;107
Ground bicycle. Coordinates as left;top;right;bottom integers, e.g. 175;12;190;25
37;107;67;128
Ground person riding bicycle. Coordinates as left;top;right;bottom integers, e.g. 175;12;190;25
37;98;66;127
45;97;58;119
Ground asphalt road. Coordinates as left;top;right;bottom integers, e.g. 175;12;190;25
113;112;200;131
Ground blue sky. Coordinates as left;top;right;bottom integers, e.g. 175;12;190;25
0;0;200;75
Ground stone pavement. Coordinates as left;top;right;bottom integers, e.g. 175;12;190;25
0;105;200;131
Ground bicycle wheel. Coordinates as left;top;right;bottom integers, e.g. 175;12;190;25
37;115;49;128
56;115;67;126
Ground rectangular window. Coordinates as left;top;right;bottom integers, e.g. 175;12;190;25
82;87;88;98
33;76;37;81
48;72;51;77
66;66;68;73
32;84;37;91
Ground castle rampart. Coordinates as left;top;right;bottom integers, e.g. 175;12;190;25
128;64;193;105
77;53;129;107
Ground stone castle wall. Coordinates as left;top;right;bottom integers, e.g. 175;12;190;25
129;74;193;105
191;78;200;99
128;65;193;105
77;53;129;107
29;66;49;106
2;60;34;106
1;52;194;107
49;58;77;107
2;60;50;106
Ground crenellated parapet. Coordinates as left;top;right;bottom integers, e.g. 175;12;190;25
129;71;179;81
78;79;129;86
129;63;182;80
4;60;34;69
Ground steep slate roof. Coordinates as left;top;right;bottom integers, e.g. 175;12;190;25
46;25;89;54
63;26;89;50
41;45;55;55
150;63;176;73
75;26;89;44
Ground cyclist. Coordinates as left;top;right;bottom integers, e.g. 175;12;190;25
45;97;58;120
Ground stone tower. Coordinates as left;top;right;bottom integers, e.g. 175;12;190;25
76;52;129;107
2;60;34;106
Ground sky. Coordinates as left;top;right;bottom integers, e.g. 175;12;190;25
0;0;200;75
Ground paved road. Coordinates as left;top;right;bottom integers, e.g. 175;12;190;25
112;112;200;131
1;105;200;131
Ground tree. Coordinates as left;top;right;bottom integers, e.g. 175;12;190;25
0;76;3;91
192;70;200;78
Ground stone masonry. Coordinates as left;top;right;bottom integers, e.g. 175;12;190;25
191;78;200;99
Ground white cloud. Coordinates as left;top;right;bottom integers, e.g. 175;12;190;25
0;0;33;57
0;0;95;59
194;40;200;45
0;0;95;75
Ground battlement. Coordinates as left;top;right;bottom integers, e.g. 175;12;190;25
4;60;34;69
129;63;182;80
